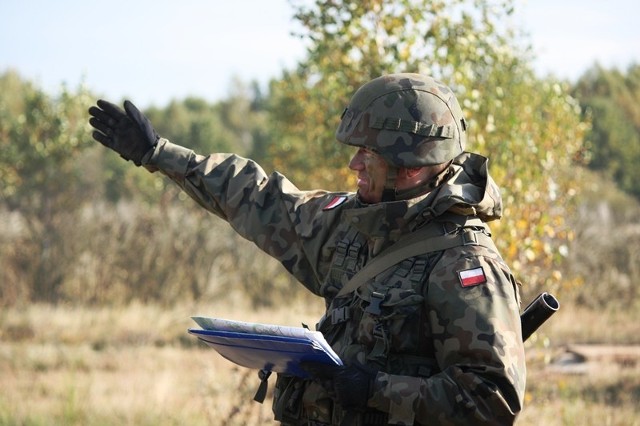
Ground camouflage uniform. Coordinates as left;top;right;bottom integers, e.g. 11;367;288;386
142;134;526;424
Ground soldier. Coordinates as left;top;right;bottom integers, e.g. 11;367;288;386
89;73;526;425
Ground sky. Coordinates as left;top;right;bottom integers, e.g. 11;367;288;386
1;0;638;108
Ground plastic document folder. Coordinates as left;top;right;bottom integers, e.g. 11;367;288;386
188;316;342;378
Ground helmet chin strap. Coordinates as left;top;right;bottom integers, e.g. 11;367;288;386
381;166;398;202
381;161;454;202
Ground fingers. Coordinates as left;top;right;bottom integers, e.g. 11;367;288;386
89;100;123;128
97;99;126;118
91;130;111;146
89;100;126;125
123;100;146;128
123;100;141;118
88;116;111;135
88;100;124;147
88;105;111;123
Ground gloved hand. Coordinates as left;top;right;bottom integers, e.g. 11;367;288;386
88;99;159;166
300;361;376;410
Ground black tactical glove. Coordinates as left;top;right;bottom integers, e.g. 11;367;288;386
300;362;376;410
88;99;159;166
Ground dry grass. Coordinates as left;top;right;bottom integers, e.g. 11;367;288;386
519;355;640;426
1;300;639;425
0;301;324;425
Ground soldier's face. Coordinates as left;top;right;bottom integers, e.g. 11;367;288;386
348;147;389;203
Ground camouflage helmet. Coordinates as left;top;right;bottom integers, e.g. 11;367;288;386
336;73;467;167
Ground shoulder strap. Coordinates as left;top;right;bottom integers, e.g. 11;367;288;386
336;217;496;298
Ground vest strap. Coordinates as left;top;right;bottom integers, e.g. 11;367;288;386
336;216;495;298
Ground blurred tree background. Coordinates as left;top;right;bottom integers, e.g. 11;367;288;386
0;0;638;310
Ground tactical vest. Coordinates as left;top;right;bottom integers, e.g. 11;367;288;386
272;214;495;426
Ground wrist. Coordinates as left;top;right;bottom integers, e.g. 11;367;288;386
140;138;159;164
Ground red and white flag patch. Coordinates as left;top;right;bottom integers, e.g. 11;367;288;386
323;196;348;210
458;267;487;287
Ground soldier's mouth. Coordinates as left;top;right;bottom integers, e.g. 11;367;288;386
356;176;368;188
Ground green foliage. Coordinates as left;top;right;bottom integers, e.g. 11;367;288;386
472;73;587;297
573;64;640;199
0;70;92;208
0;70;94;302
145;78;268;158
0;70;297;306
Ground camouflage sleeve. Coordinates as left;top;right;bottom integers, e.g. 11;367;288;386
142;139;337;294
368;245;526;425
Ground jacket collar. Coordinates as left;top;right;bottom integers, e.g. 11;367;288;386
341;152;502;241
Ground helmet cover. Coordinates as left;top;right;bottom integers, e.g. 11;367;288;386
336;73;467;167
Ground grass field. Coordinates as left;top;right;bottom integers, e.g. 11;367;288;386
1;300;639;425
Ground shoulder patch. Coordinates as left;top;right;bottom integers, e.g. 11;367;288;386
323;196;348;211
458;266;487;287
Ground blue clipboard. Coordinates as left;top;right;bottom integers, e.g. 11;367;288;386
188;328;341;378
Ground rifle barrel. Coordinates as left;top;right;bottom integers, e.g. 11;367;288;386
521;292;560;342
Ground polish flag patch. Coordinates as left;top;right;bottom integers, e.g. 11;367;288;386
323;196;348;210
458;267;487;287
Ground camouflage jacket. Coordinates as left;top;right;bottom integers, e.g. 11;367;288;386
144;140;526;425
